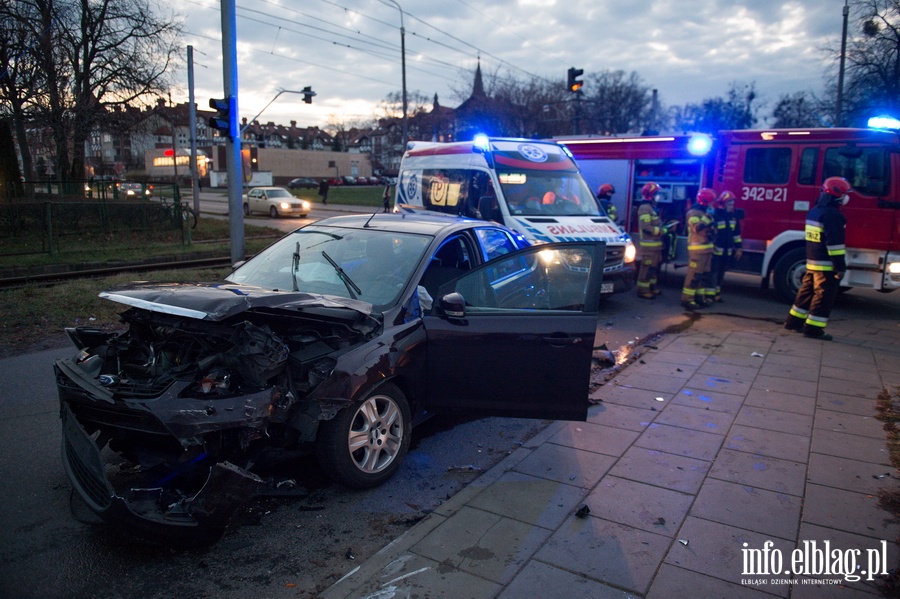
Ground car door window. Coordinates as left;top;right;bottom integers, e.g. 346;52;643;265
420;234;474;299
442;242;603;313
474;227;519;262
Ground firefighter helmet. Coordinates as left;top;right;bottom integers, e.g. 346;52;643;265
696;188;716;207
715;190;736;209
641;182;660;200
822;176;851;197
598;183;615;197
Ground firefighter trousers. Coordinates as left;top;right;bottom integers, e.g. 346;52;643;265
711;253;732;297
636;247;662;297
681;251;713;304
786;270;840;333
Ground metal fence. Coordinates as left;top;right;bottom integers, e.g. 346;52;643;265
0;181;189;257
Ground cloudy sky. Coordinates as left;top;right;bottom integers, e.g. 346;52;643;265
167;0;847;129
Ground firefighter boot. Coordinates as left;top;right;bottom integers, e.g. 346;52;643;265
802;326;833;341
784;317;804;332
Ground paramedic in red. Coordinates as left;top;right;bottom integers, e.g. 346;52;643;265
710;190;743;302
784;176;851;341
681;188;716;310
635;182;665;299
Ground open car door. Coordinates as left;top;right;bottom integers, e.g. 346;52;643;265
422;242;605;421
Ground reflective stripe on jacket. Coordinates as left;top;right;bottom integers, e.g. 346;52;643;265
686;207;713;253
805;201;846;272
637;202;663;248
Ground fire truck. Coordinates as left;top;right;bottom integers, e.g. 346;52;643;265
560;126;900;302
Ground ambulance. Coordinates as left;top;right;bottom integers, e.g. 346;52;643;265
560;124;900;302
395;136;636;296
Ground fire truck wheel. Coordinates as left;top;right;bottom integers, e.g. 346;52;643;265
772;247;806;304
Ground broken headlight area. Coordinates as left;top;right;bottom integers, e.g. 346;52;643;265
56;305;376;541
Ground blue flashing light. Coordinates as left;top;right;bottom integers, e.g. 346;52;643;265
473;134;490;152
687;134;713;156
868;115;900;130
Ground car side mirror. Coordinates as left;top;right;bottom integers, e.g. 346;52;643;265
438;292;466;318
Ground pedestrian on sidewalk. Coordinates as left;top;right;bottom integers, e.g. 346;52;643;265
681;188;716;310
318;178;330;205
784;176;851;341
382;182;392;213
710;190;743;302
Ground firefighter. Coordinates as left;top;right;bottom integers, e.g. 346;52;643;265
681;188;716;310
784;176;851;340
635;182;666;299
596;183;618;222
710;190;743;302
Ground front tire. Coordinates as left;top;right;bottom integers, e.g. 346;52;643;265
243;203;250;216
269;205;279;218
315;382;411;489
772;247;806;304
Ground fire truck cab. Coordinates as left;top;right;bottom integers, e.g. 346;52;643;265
561;127;900;302
395;136;637;296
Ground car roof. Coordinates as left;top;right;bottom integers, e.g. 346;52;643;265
310;212;497;237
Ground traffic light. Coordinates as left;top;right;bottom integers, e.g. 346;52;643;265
208;96;237;139
567;67;584;93
302;86;316;104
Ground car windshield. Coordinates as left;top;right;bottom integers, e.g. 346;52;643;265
226;225;432;309
267;188;292;198
498;169;602;217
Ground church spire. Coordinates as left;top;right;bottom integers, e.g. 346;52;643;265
472;57;485;99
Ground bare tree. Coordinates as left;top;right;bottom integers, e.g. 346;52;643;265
827;0;900;126
770;91;830;128
0;1;47;181
671;82;761;134
4;0;181;183
581;70;654;135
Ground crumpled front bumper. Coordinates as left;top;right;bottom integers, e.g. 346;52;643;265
60;402;262;542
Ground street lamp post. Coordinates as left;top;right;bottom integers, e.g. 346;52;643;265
836;0;850;127
241;88;315;136
381;0;408;153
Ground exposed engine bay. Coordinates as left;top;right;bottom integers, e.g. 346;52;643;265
56;289;381;542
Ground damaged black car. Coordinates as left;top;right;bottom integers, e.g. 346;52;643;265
55;213;605;542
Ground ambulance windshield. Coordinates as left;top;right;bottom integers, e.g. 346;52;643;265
497;169;603;217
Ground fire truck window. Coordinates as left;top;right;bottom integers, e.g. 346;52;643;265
744;148;791;184
798;148;819;185
823;147;890;196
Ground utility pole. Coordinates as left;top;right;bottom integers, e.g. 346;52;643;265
220;0;243;265
836;0;850;127
188;45;200;218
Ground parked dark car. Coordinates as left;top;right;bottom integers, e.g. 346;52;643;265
55;213;605;542
287;177;317;189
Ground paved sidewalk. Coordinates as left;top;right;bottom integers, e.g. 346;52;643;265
322;312;900;598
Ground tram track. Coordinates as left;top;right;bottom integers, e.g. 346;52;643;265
0;255;235;291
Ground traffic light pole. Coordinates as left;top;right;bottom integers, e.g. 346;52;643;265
187;45;200;219
220;0;244;265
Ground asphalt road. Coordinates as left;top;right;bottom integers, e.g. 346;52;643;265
1;207;897;597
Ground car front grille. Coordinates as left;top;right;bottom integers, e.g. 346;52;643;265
66;400;171;436
604;246;625;273
61;404;113;510
56;370;173;400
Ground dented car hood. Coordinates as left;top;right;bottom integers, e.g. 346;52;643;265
99;282;375;321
